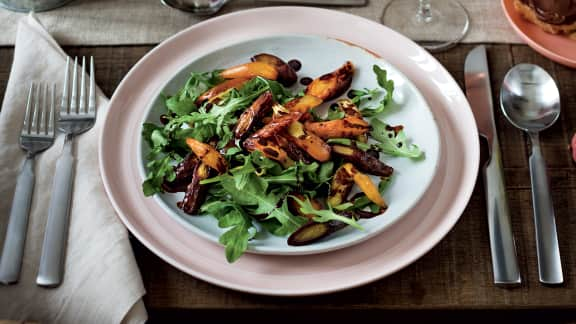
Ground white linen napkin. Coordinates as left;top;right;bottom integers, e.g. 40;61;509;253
0;14;147;324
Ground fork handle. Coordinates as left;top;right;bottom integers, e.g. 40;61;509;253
0;157;35;284
37;135;74;287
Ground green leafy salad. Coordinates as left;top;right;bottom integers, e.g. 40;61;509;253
142;54;423;262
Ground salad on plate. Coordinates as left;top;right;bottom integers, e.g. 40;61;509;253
141;53;423;262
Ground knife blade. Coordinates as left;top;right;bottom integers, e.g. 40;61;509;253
256;0;367;5
464;45;521;286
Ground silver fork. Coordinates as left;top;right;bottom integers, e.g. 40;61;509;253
0;83;56;285
37;56;96;287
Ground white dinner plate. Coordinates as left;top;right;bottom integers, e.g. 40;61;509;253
138;35;441;255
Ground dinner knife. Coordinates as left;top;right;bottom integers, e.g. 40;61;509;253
464;45;521;286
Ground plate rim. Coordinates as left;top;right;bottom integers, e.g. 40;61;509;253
99;6;479;296
501;0;576;68
135;33;442;256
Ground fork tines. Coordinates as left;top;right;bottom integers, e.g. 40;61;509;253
22;83;55;138
61;56;96;117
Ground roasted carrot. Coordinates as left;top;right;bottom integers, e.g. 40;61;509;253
305;61;354;101
285;121;331;162
185;138;228;173
304;117;370;139
343;163;387;208
220;62;278;80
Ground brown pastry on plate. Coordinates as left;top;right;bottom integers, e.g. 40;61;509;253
514;0;576;37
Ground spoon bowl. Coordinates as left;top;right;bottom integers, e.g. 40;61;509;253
500;63;563;285
500;63;560;132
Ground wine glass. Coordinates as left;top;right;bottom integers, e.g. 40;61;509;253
381;0;470;52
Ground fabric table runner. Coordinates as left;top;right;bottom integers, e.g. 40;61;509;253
0;0;522;46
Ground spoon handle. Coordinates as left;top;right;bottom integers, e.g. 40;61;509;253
528;133;563;284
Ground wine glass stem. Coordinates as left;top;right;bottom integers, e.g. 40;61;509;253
417;0;432;23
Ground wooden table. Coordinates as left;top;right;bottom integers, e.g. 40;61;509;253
1;44;575;321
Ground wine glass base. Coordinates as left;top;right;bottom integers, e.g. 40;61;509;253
381;0;470;52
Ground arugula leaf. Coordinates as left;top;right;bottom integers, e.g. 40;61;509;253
371;119;423;159
150;129;169;148
310;103;349;122
174;125;215;150
201;201;244;227
250;151;284;175
374;65;393;90
327;105;345;120
165;71;223;116
142;123;163;147
318;162;335;183
326;138;353;146
166;96;195;117
293;197;364;230
261;170;299;186
221;153;257;190
201;201;255;263
209;175;304;237
223;146;243;159
204;155;306;238
350;195;372;211
358;65;395;118
333;202;354;211
234;167;252;190
348;88;380;106
219;223;253;263
201;151;287;186
292;161;334;185
218;172;290;213
220;175;275;213
142;120;189;197
355;142;372;151
379;175;392;192
264;199;307;236
255;77;295;103
142;153;181;196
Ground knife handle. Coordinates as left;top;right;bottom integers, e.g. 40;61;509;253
483;140;521;286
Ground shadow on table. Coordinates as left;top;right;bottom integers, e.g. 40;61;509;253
148;308;576;323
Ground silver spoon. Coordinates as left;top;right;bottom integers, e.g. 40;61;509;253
500;63;563;285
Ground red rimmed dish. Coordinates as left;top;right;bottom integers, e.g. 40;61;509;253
502;0;576;68
99;6;479;295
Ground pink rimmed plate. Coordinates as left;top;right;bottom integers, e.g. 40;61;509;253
99;7;479;295
502;0;576;68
